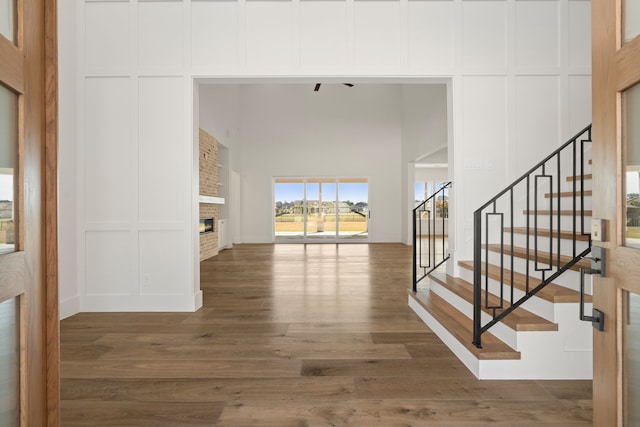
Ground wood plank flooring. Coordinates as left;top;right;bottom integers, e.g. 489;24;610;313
60;243;592;426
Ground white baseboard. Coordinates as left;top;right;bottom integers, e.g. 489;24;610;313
59;296;80;320
80;294;202;312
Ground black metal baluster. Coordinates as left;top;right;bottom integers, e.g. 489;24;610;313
526;175;530;293
557;153;561;270
471;125;592;347
412;210;420;292
510;188;514;305
571;140;584;258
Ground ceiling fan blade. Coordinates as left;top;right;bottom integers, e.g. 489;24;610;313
343;83;354;87
314;83;321;92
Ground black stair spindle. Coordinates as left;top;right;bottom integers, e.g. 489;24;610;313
472;124;593;348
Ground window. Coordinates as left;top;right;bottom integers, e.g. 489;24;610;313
274;177;369;241
0;84;18;255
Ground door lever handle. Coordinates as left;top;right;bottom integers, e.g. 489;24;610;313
578;247;605;331
579;267;605;331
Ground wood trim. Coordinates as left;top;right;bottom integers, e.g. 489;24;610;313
19;293;27;427
16;91;24;251
616;35;640;91
0;36;24;93
0;251;26;302
275;178;303;183
592;0;620;424
44;0;59;424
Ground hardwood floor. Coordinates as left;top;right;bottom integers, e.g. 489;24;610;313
60;243;592;426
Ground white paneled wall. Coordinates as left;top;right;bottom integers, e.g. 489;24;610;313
407;1;454;70
138;1;184;72
191;1;239;70
84;78;132;224
245;1;293;69
516;2;559;67
59;0;592;315
299;1;348;68
138;77;186;223
514;75;561;173
353;1;401;67
568;0;591;67
85;2;131;74
461;1;507;69
85;231;133;296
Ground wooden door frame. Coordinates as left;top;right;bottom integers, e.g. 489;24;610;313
591;0;617;424
0;0;58;423
44;0;59;424
592;0;640;425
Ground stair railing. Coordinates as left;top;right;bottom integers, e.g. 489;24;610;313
413;182;451;292
472;125;592;348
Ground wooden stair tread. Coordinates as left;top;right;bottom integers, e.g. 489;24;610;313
458;260;591;303
429;274;557;332
566;174;592;181
522;210;592;216
544;190;592;198
505;227;590;241
482;244;591;272
410;289;520;360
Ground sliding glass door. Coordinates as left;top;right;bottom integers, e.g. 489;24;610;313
273;180;305;238
274;177;368;241
337;179;369;238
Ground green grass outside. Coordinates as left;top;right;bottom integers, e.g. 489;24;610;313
275;213;367;233
627;226;640;239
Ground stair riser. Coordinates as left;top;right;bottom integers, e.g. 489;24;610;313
460;268;591;323
429;279;518;349
502;233;589;257
515;215;591;231
457;266;561;322
411;291;593;379
483;251;592;293
530;196;591;211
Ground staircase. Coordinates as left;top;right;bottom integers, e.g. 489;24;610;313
409;125;594;379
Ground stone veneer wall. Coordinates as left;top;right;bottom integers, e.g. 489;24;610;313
199;128;219;261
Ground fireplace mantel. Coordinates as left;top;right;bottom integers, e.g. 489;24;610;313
199;195;225;205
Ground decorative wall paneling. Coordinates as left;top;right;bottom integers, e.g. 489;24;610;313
60;0;593;314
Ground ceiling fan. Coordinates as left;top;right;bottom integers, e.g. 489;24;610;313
314;83;354;92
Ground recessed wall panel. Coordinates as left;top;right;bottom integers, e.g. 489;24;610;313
568;75;592;136
85;77;132;223
568;0;591;68
515;75;560;172
191;1;238;69
515;1;559;68
462;1;506;68
300;1;348;68
85;231;133;296
461;76;507;206
138;1;184;70
408;0;454;69
246;1;292;69
85;2;130;73
354;1;401;66
139;230;186;295
138;77;185;223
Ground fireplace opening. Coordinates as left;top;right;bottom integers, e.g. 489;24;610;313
200;217;214;234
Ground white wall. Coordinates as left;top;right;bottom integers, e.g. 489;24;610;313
199;82;448;245
401;84;449;244
58;0;78;319
58;0;592;315
238;84;403;242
